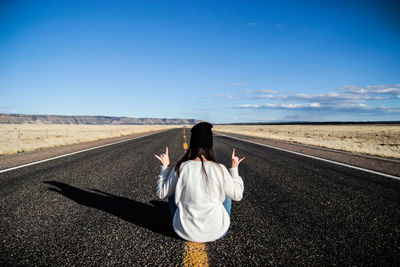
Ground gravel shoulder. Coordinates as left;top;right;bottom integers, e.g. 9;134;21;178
215;131;400;177
0;130;168;170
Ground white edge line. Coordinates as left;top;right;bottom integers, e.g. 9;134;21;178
214;131;400;164
0;129;173;174
215;133;400;181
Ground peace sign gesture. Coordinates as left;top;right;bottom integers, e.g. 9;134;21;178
155;147;170;167
231;148;245;168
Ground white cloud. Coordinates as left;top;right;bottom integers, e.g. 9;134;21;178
310;102;321;107
235;103;319;109
243;89;277;94
339;84;400;98
202;83;400;117
283;88;393;104
182;111;215;115
285;92;363;103
233;102;400;113
250;94;276;99
338;85;367;94
236;104;260;108
241;84;399;104
248;22;257;26
215;93;239;99
229;82;247;87
281;103;302;108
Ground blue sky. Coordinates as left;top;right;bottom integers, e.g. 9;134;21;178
1;0;399;123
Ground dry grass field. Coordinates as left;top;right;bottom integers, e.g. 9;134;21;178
2;124;399;159
0;124;180;155
214;124;400;159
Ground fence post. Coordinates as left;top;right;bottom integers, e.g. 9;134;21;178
18;129;21;140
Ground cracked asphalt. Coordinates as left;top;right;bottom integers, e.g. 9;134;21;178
1;128;399;265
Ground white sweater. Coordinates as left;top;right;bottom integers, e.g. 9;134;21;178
157;160;244;242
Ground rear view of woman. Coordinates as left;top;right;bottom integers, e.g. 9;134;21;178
155;122;245;242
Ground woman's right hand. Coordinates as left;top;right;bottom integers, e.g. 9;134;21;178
155;146;170;167
231;148;245;168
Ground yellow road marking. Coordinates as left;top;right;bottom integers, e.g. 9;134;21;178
183;242;209;267
183;128;188;149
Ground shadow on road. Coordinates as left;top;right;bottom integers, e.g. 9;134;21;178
44;181;178;239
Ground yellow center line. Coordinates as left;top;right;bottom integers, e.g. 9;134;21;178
181;127;209;267
183;242;209;267
183;127;188;151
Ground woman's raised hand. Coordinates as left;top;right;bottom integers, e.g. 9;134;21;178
155;147;170;167
231;148;245;168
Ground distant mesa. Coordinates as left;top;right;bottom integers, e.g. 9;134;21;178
0;113;202;125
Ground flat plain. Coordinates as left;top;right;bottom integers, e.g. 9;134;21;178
2;124;400;159
214;124;400;159
0;124;180;155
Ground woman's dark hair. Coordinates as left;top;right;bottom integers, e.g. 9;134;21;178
175;146;223;188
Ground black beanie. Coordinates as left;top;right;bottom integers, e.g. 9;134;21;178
190;122;213;147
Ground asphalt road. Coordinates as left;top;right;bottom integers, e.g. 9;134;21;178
1;128;399;265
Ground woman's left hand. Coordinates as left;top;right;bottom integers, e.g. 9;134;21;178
155;146;170;167
231;148;245;168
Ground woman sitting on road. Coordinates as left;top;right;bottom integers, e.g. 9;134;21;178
155;122;245;242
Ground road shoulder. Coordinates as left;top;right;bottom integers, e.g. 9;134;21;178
0;130;167;170
214;131;400;177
